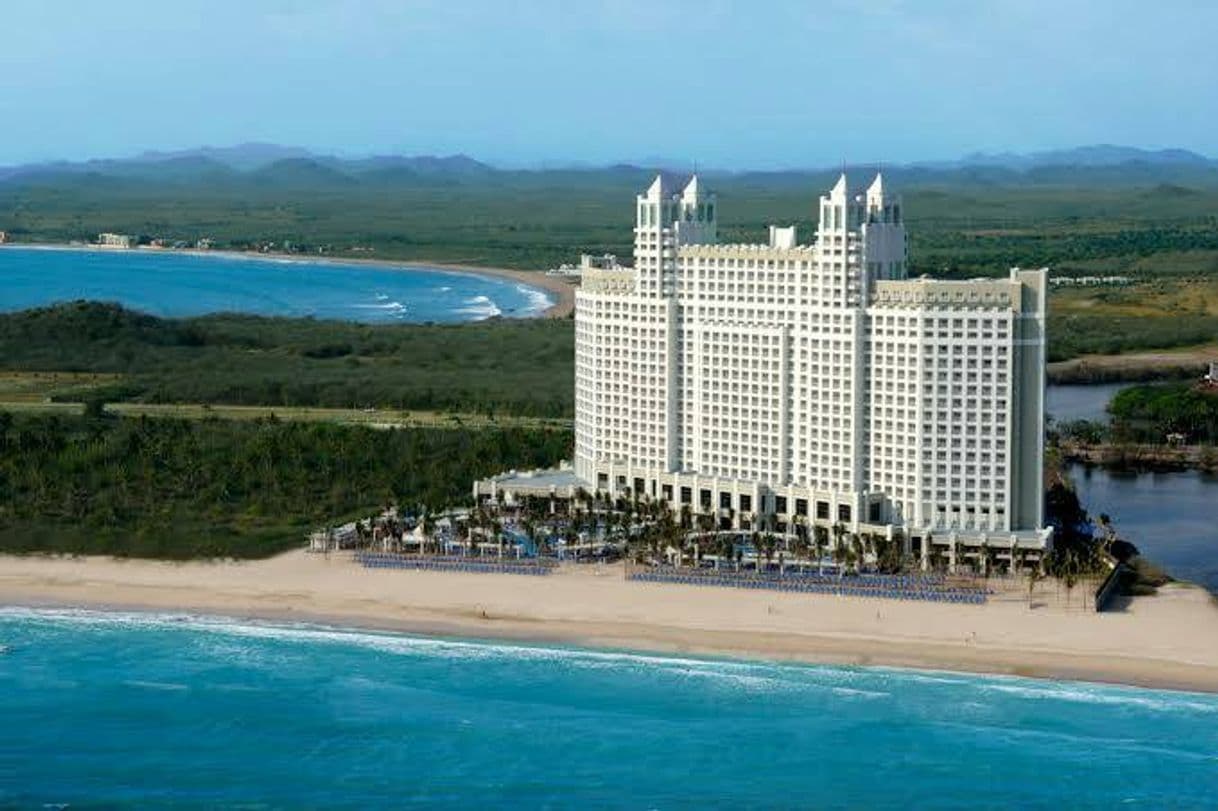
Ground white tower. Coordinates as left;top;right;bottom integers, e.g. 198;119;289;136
861;173;907;284
675;175;716;247
815;173;863;307
635;174;716;298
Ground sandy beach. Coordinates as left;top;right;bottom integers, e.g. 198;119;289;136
0;243;577;319
415;261;575;318
3;551;1218;693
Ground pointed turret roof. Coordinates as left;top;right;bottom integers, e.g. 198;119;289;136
830;173;848;197
867;172;885;197
682;174;701;198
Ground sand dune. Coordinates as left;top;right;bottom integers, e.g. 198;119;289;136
3;550;1217;692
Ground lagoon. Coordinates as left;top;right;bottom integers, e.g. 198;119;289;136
1046;383;1218;593
0;246;554;323
1067;463;1218;594
1045;382;1130;423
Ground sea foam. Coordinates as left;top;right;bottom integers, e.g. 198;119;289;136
6;605;1218;807
457;295;502;320
515;283;555;315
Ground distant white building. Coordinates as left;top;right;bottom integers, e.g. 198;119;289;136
97;232;137;249
547;253;621;278
572;173;1051;562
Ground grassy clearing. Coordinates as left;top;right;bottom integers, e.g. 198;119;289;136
0;371;124;403
0;398;570;430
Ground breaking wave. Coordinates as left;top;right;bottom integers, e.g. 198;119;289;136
457;295;502;320
515;283;554;315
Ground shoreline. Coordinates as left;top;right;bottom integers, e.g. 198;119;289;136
0;242;576;320
4;551;1218;694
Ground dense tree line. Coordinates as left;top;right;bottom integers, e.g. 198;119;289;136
0;302;574;417
0;411;571;558
1109;383;1218;443
1047;313;1218;362
911;225;1218;279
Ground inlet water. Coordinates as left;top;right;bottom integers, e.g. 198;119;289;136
0;246;553;323
2;608;1217;809
1045;382;1131;423
1067;463;1218;593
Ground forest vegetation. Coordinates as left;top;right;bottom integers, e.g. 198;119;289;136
0;411;571;558
1108;383;1218;444
0;302;574;417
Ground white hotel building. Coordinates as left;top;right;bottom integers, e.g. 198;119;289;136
566;172;1052;562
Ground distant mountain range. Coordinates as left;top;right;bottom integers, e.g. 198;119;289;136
133;142;315;170
1;144;1215;190
913;144;1215;170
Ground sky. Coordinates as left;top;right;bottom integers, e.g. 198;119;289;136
2;0;1216;169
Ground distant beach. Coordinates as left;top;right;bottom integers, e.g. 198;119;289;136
198;248;577;319
0;242;574;320
4;550;1218;693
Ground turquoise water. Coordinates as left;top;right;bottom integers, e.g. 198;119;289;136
2;608;1217;808
0;246;553;322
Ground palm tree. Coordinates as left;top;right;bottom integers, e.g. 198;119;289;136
850;533;864;574
522;515;537;559
791;514;807;550
757;532;777;573
714;533;734;571
831;522;846;574
1096;512;1117;556
832;538;847;578
679;503;692;531
813;525;829;575
696;509;715;545
667;517;687;567
421;510;437;555
789;529;810;574
1026;563;1044;608
1059;550;1082;609
647;522;666;565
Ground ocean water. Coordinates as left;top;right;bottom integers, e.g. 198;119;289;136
0;246;554;323
2;608;1216;809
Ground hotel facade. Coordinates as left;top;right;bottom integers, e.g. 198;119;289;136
570;173;1051;561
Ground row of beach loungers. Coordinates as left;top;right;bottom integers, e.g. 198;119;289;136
356;553;556;576
628;568;988;604
725;570;952;588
